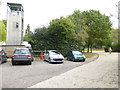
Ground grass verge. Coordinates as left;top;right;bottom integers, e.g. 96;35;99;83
82;52;96;58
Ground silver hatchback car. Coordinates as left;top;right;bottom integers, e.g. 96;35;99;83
12;48;33;65
44;50;64;63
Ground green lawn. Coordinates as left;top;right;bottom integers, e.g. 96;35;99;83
92;48;104;51
82;52;96;58
84;48;104;51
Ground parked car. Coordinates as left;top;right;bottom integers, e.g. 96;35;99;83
66;50;86;62
44;50;64;63
12;48;33;65
0;49;7;64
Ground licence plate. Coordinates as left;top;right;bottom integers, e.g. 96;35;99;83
19;55;25;56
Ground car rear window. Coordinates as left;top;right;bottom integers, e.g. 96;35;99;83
14;49;30;54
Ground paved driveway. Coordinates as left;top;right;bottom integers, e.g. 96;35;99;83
1;54;98;88
29;52;118;88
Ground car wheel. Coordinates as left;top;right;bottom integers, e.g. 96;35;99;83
73;59;75;62
83;59;85;62
12;61;15;65
48;58;51;63
32;58;34;62
28;61;32;65
4;60;7;63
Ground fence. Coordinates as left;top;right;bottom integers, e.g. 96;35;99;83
31;50;44;57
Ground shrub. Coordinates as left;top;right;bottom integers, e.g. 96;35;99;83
112;43;120;52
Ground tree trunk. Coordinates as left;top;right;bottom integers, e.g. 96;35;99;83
90;46;92;53
82;47;85;53
87;45;90;53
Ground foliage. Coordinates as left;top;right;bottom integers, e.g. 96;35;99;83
0;21;6;41
48;17;75;53
31;27;50;50
110;29;120;52
82;10;112;52
2;20;7;28
29;9;113;54
68;10;88;49
31;17;76;55
110;29;119;44
112;43;120;52
24;24;33;42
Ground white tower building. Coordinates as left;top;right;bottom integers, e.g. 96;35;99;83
6;3;24;45
118;1;120;29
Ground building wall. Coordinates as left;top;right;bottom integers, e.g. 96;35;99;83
6;5;24;45
118;1;120;29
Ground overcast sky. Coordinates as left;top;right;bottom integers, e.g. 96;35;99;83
0;0;119;31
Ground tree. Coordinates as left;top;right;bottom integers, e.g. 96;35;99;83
2;20;7;28
31;17;76;54
82;10;112;52
25;24;30;34
48;17;75;54
0;21;6;41
29;9;112;54
31;27;50;50
110;29;119;44
110;29;120;52
24;24;33;42
68;10;88;50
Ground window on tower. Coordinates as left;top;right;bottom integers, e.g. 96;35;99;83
16;22;19;28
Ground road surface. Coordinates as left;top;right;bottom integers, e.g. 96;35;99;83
29;52;118;88
0;54;98;88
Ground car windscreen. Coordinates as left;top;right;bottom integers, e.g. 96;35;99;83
50;51;60;55
14;49;30;54
74;54;83;56
72;51;81;55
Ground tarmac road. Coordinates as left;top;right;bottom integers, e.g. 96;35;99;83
29;52;118;88
0;54;98;88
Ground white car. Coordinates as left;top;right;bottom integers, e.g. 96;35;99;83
44;50;64;63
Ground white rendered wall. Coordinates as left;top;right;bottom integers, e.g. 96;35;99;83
118;1;120;29
6;9;24;45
